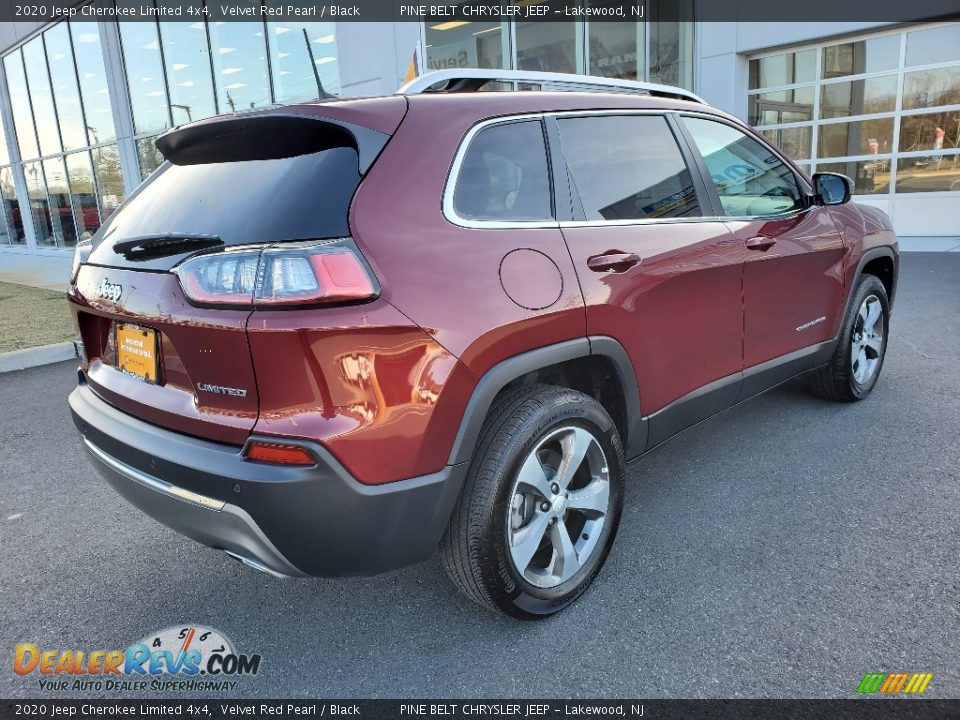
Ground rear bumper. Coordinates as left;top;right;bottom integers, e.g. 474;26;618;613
69;378;467;577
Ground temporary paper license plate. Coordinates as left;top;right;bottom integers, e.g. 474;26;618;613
116;323;159;384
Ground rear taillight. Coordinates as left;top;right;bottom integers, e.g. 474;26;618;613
177;250;259;305
174;239;377;308
257;242;376;306
244;441;316;466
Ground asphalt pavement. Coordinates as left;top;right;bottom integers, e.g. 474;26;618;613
1;252;958;699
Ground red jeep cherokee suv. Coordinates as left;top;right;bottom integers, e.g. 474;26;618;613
69;70;898;618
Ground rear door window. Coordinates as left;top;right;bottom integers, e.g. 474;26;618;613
452;120;553;222
556;115;702;221
680;116;805;217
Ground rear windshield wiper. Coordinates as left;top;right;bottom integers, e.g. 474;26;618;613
112;234;223;261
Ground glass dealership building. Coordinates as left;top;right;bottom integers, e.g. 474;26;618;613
0;8;957;272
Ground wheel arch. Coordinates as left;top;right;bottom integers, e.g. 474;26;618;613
859;248;897;308
844;245;899;308
447;337;645;466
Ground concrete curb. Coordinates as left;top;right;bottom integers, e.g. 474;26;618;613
0;342;78;373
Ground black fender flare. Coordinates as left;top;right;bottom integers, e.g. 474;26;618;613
850;245;898;311
446;336;646;466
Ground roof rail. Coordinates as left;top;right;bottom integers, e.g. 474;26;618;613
397;69;705;104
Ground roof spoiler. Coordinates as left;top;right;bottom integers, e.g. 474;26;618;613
155;113;391;175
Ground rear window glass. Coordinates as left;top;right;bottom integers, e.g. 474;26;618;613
93;146;360;262
557;115;702;221
453;120;553;222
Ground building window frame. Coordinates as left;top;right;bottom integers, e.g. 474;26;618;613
0;19;127;251
422;12;695;91
118;6;342;181
748;19;960;197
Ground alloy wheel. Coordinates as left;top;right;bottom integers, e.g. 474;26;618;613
506;426;611;589
851;294;884;385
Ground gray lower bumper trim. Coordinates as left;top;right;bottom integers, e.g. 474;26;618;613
84;438;226;511
83;436;306;578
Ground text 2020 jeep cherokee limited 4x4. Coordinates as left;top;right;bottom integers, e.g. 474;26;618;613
68;70;898;618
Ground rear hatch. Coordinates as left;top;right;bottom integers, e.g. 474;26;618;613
71;99;405;445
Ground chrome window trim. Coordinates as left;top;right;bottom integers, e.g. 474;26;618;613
443;113;560;230
443;108;816;231
716;205;814;224
557;206;814;228
444;109;695;230
561;216;722;229
676;110;815;195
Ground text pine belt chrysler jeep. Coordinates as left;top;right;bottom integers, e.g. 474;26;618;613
68;70;898;618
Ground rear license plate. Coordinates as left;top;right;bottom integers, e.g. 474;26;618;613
116;323;159;384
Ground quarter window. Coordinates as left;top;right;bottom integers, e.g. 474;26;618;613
453;121;553;222
681;117;804;217
556;115;701;221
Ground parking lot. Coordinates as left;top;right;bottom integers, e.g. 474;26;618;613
1;252;958;699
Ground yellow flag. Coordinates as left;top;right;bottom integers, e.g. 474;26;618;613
404;48;420;83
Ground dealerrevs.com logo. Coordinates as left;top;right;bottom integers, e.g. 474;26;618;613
14;625;261;693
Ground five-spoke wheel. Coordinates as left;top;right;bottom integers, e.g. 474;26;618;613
851;294;884;385
809;273;889;402
440;385;624;619
507;426;611;588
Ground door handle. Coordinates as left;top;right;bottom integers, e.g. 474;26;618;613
745;236;777;251
587;251;641;273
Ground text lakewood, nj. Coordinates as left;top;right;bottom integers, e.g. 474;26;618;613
399;4;643;18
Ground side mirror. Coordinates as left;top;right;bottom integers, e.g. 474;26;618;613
813;172;853;205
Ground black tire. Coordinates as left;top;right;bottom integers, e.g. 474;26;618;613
809;273;890;402
440;384;625;619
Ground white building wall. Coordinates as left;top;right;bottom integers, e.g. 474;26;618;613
695;21;959;236
694;22;895;120
336;22;422;98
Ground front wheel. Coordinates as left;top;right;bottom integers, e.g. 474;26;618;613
809;274;890;402
440;385;625;619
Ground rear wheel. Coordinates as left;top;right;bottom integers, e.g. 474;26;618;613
440;384;625;619
809;274;889;401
